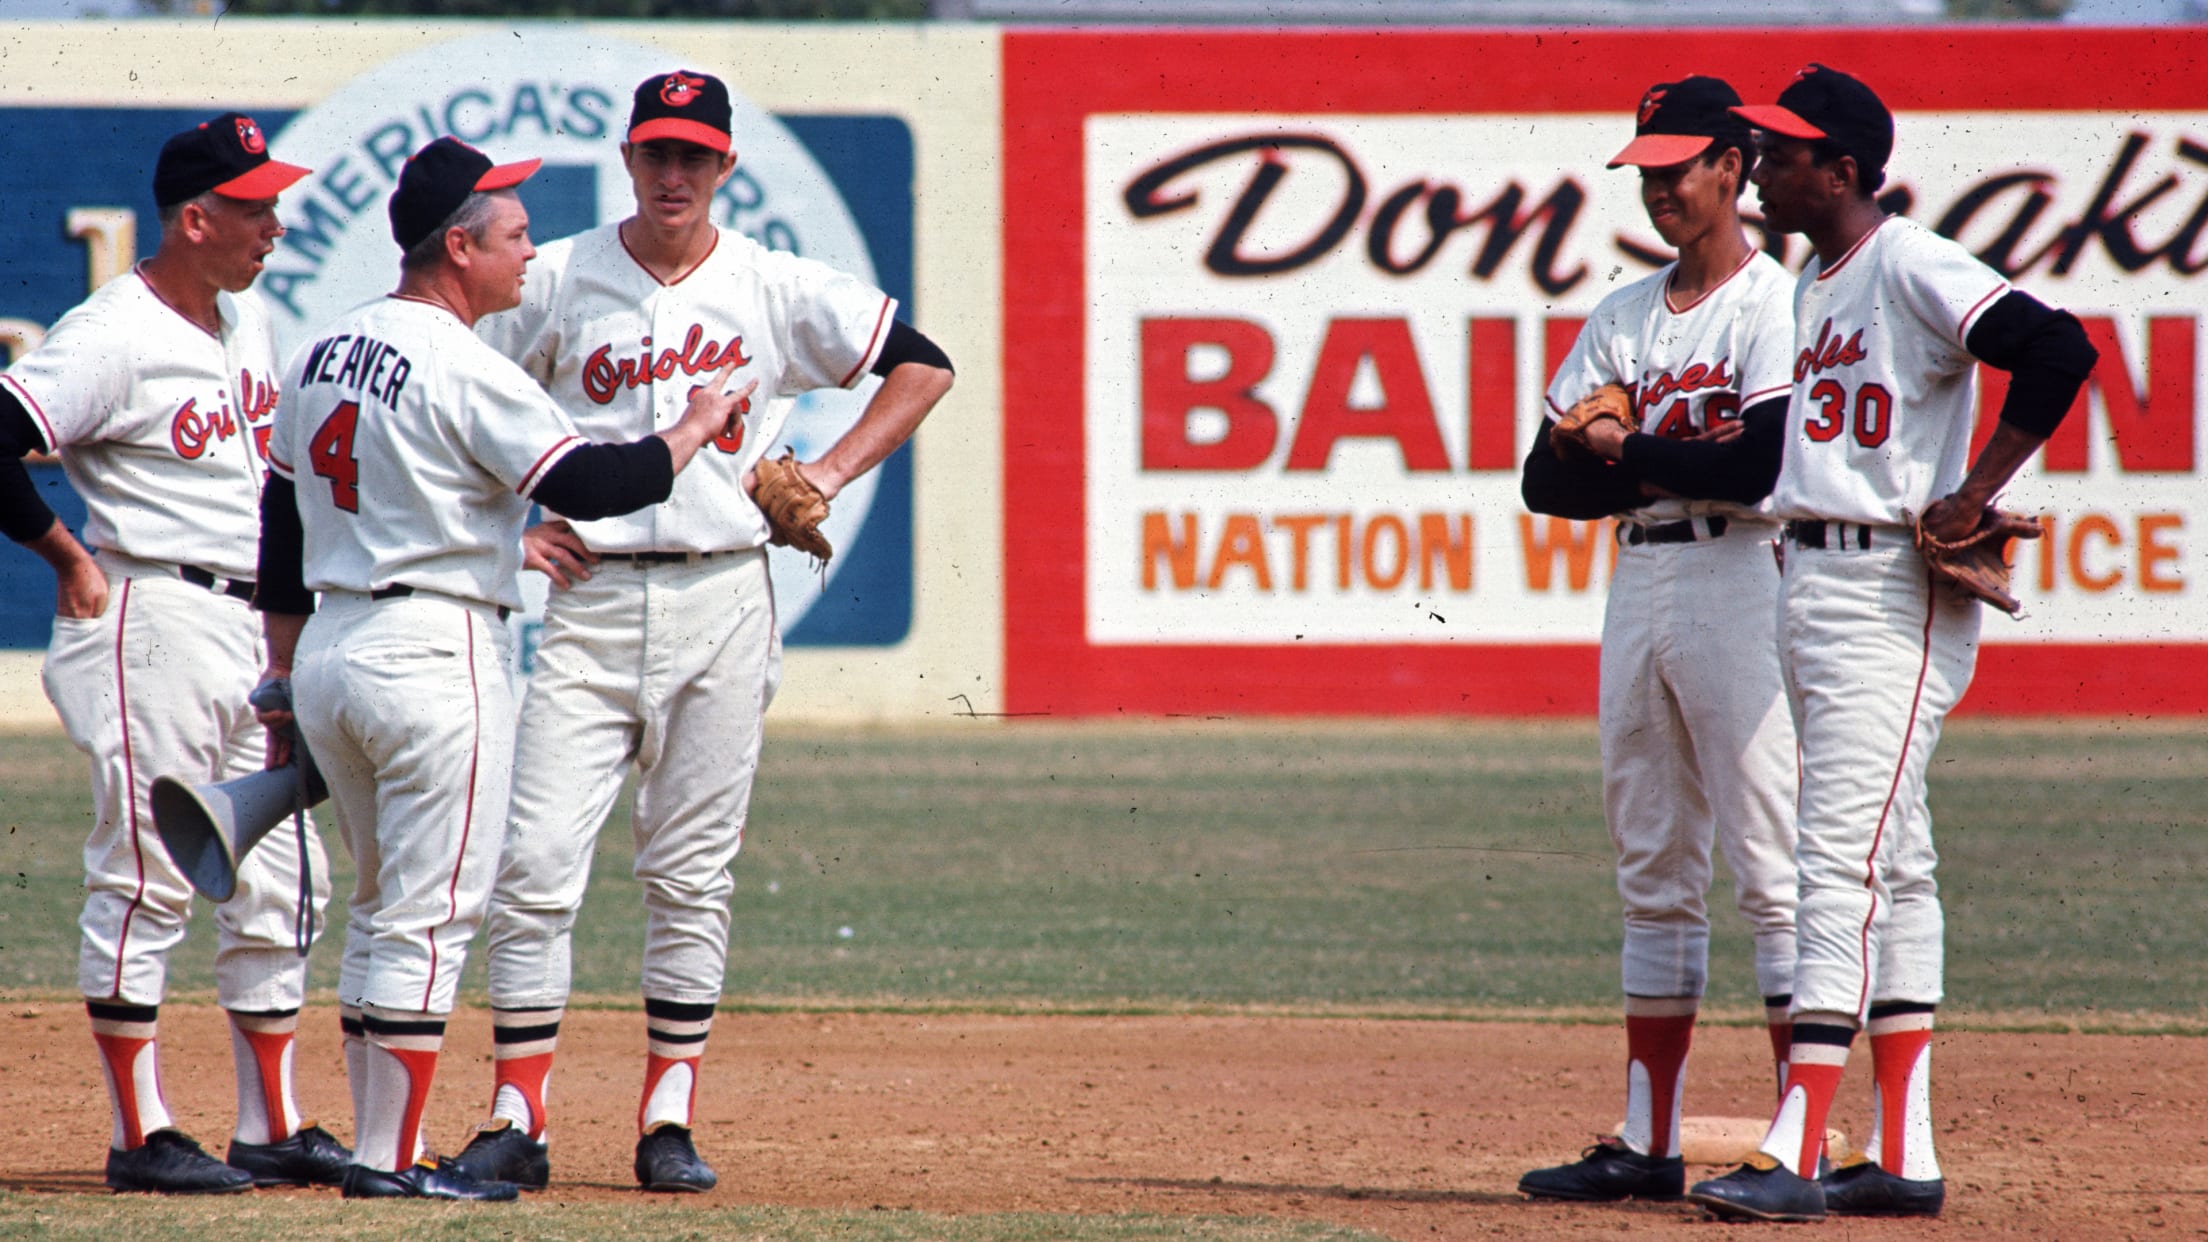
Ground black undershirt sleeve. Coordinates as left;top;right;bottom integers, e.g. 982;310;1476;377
1520;419;1650;520
0;388;59;544
530;436;676;522
1617;398;1789;506
1962;290;2099;440
253;473;315;616
870;319;953;378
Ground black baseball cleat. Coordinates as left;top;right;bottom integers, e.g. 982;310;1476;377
1517;1137;1684;1201
1822;1158;1946;1217
1687;1153;1827;1222
450;1121;551;1191
634;1124;717;1193
340;1157;520;1201
105;1129;255;1195
226;1123;352;1187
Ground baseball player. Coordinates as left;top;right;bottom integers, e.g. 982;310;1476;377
1685;65;2099;1223
254;136;754;1201
1516;77;1800;1204
0;114;349;1194
447;70;953;1194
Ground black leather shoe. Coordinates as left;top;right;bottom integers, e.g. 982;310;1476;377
226;1124;352;1187
105;1129;254;1195
634;1125;717;1193
1823;1159;1945;1216
1687;1154;1827;1222
340;1157;519;1201
1518;1137;1684;1201
450;1122;550;1191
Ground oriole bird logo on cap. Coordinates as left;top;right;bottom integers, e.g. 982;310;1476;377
235;116;266;155
659;73;704;108
1637;88;1667;127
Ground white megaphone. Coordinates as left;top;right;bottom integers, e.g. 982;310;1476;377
151;680;329;903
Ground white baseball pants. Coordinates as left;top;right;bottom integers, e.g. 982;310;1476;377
45;557;328;1009
292;591;516;1016
486;549;779;1009
1601;521;1799;1000
1779;530;1980;1021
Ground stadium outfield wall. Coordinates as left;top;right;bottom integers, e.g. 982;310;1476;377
0;21;2200;723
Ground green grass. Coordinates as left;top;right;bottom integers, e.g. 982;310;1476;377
0;1192;1385;1241
2;719;2204;1024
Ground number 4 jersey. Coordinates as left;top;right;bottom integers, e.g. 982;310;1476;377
1768;216;2011;525
269;295;586;612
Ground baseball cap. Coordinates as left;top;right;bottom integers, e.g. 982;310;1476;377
1730;63;1894;183
153;112;310;209
1607;76;1752;169
387;136;542;252
628;70;733;154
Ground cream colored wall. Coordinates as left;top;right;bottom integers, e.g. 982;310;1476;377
0;20;1004;726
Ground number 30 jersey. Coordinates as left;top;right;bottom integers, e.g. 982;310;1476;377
1768;216;2011;525
269;295;586;612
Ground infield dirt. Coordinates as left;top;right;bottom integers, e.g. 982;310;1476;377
0;1002;2200;1239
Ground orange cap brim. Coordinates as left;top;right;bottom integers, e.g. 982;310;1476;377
628;117;732;154
213;158;311;201
1606;133;1714;169
1730;104;1827;140
475;158;542;191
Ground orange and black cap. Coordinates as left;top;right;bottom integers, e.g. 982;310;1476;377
1731;64;1894;183
628;70;733;154
387;136;541;252
153;112;310;208
1608;76;1752;169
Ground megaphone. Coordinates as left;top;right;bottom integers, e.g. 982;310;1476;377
151;677;330;903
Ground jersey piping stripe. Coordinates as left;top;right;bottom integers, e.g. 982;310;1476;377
1662;246;1761;317
1813;217;1891;284
132;264;222;342
0;375;58;452
516;435;584;496
111;578;148;996
1743;381;1791;405
423;608;483;1012
839;296;896;389
1852;578;1939;1018
618;225;720;288
1956;283;2010;343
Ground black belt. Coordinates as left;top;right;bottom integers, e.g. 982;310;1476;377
1785;520;1876;550
1620;516;1728;546
369;583;512;622
178;565;256;601
595;550;728;564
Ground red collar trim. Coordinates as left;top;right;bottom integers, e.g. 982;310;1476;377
1815;216;1891;282
1663;245;1760;316
619;222;719;288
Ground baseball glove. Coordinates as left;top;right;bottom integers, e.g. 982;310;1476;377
1551;383;1638;462
751;450;833;562
1913;506;2042;615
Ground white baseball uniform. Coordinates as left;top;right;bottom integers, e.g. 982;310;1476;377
2;268;329;1013
474;223;890;1123
269;293;585;1019
1544;250;1800;1156
1769;215;2010;1024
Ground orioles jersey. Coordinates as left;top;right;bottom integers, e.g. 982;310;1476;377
1546;248;1796;524
476;222;895;555
1768;216;2012;525
1;269;280;580
270;296;585;611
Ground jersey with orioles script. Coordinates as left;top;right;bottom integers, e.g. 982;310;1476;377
1545;248;1795;524
1768;215;2012;525
477;222;896;555
0;269;280;580
270;295;585;612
